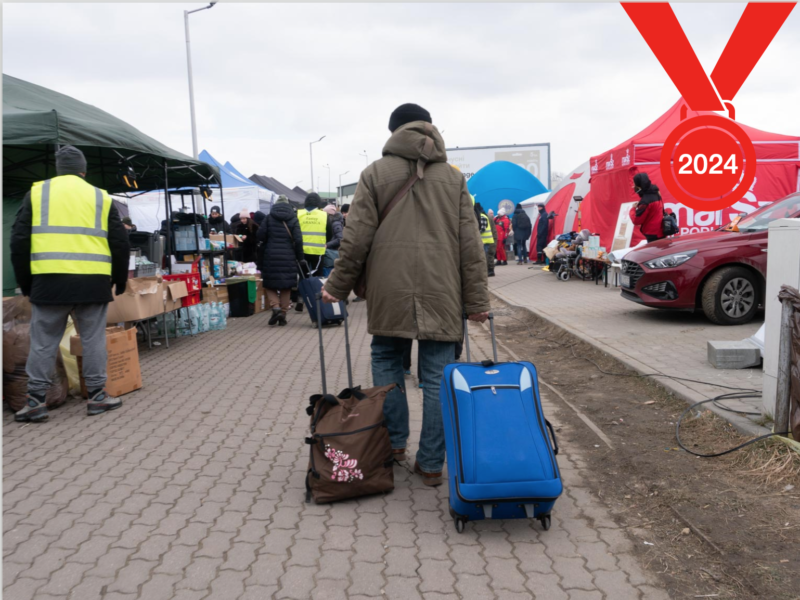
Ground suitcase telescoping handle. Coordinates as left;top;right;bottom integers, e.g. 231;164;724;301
545;419;559;455
315;292;353;395
463;313;498;364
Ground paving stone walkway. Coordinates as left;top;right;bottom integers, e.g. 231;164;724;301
4;303;669;599
488;264;764;424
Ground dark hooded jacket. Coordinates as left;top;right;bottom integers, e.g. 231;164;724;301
10;180;130;304
208;206;231;234
323;120;489;342
629;172;664;238
535;206;549;251
512;204;532;243
327;213;344;250
257;202;304;290
234;215;258;263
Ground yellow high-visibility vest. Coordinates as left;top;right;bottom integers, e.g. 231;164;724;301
480;213;495;245
297;208;327;255
30;175;112;276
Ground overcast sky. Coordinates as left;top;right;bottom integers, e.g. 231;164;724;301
4;3;799;193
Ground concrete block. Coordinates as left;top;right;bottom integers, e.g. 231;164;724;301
707;340;762;369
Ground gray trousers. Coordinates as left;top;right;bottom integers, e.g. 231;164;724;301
27;303;108;396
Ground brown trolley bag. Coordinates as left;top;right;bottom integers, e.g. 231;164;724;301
305;293;395;503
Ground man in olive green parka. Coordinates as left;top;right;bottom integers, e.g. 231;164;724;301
322;103;490;486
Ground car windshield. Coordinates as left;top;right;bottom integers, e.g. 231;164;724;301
736;194;800;232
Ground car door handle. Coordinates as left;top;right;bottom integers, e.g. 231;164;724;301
761;249;768;253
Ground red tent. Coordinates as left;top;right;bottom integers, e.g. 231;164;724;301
583;98;800;248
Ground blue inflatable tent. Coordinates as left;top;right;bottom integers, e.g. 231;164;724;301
467;161;548;217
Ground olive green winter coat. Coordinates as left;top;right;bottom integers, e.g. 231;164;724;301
323;121;490;342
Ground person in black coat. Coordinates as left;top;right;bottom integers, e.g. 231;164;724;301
257;196;304;326
234;210;258;263
511;204;532;264
534;204;550;264
208;205;231;234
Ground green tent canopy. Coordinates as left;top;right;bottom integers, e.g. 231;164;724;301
3;74;221;295
3;74;219;198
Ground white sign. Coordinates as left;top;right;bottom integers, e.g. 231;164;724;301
612;202;637;252
446;143;551;188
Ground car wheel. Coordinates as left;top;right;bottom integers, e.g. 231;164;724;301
701;266;759;325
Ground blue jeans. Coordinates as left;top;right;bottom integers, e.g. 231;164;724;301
515;240;527;262
371;336;456;473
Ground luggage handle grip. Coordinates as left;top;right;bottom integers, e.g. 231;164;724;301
545;419;559;456
462;312;497;364
316;292;354;393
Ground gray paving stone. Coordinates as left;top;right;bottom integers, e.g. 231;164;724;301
1;303;670;599
347;561;386;596
418;559;455;594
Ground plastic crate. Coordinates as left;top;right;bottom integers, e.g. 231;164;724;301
164;273;202;294
134;264;157;278
182;292;201;307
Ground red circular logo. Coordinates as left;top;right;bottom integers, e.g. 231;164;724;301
660;115;757;211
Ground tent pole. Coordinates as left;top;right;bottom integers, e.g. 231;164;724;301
218;177;229;278
164;159;173;275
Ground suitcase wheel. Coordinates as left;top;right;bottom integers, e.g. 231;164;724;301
539;515;551;531
449;507;467;534
454;516;466;534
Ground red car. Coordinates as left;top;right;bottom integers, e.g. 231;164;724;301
620;192;800;325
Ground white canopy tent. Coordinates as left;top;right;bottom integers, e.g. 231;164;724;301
126;150;277;233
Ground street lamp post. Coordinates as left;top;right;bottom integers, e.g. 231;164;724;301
338;171;349;206
359;151;368;167
184;2;217;159
309;135;326;192
322;164;331;199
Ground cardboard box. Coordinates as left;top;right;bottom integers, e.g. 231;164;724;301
70;327;142;397
163;281;189;312
209;233;238;248
107;277;165;323
172;261;194;274
203;286;229;305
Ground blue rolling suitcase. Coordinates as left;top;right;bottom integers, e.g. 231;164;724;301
440;315;562;533
298;274;347;326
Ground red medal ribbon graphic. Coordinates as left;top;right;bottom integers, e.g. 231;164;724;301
621;3;795;211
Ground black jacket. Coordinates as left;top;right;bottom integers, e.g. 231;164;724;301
535;208;550;251
11;189;130;305
633;172;662;216
512;206;532;242
234;218;259;263
327;213;344;250
208;214;231;234
257;202;304;290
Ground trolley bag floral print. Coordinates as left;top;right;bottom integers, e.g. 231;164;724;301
305;293;395;504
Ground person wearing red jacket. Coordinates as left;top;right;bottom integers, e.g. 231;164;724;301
494;208;511;265
629;172;664;243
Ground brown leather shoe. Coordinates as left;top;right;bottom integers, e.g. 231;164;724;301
392;448;406;462
414;461;443;486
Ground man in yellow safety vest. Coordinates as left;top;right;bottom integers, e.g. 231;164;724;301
475;202;495;277
10;146;130;423
296;192;332;276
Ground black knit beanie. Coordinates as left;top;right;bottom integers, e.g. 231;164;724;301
305;192;322;209
55;145;87;176
389;103;432;132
